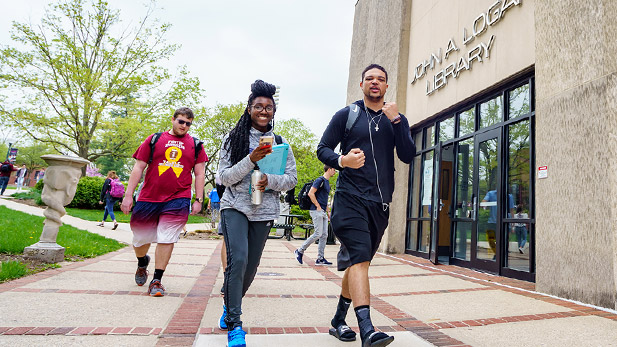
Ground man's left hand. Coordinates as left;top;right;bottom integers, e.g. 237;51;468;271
191;201;201;215
382;102;399;120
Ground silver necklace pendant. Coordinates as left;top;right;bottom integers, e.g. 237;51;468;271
375;124;379;131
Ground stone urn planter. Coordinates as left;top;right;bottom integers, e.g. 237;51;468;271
23;155;89;263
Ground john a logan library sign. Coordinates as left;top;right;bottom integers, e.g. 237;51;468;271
410;0;522;96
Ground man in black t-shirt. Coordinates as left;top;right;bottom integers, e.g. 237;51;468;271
294;165;336;265
316;64;415;346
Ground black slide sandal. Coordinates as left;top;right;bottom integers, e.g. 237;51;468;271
329;324;357;342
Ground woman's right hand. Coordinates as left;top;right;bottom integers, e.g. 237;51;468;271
249;144;273;163
99;201;103;205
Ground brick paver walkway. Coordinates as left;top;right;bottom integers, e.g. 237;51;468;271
2;198;617;346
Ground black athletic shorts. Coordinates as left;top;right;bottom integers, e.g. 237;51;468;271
331;191;389;271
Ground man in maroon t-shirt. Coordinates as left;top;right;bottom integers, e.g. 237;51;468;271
121;107;207;297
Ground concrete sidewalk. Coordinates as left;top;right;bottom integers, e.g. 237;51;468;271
1;198;617;346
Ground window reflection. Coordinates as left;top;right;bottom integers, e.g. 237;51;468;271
480;95;503;129
439;117;455;142
454;222;471;260
506;221;530;272
455;138;473;219
420;151;434;219
414;132;423;151
477;138;499;261
507;120;531;214
458;107;475;136
410;155;422;218
508;84;531;119
407;220;419;250
425;125;435;148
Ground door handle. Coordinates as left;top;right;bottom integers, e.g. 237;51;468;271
472;196;477;220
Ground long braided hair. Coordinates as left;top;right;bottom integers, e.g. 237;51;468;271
224;80;277;165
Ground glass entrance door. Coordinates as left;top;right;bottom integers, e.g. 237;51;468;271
472;129;501;272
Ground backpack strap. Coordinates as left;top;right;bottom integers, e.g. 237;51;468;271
274;134;282;145
148;132;163;164
192;136;204;162
341;104;361;154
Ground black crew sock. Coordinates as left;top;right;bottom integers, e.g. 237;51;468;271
331;295;352;328
354;305;375;342
153;269;165;281
137;256;148;268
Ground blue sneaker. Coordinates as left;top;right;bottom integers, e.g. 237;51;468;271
294;249;303;264
219;305;227;330
227;326;246;347
316;257;333;266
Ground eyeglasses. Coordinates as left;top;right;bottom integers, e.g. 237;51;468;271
176;119;192;126
252;105;274;112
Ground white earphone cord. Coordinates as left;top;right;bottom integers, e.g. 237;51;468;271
365;106;389;212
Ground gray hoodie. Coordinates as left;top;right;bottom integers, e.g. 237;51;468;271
219;127;297;221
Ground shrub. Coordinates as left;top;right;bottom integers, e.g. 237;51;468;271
68;176;106;209
33;179;44;192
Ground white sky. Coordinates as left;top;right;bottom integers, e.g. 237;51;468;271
0;0;356;139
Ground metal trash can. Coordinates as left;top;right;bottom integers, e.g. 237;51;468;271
326;222;336;245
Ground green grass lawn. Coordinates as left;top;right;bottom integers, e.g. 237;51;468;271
0;205;126;282
65;207;209;224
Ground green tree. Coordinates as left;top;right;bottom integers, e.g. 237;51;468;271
15;142;56;171
190;103;244;187
0;0;202;173
274;118;334;194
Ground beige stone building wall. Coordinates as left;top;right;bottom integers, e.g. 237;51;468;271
346;0;412;253
534;0;617;309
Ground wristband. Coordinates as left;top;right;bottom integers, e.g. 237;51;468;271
391;114;401;123
338;155;344;168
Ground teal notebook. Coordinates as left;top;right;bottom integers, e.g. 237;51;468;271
257;143;289;175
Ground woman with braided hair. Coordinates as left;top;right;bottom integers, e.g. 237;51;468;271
217;80;297;346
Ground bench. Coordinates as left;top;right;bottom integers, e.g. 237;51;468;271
269;223;315;241
269;223;296;240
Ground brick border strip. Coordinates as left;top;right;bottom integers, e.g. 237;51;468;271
159;240;223;337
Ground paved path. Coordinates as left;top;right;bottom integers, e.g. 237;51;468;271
2;198;617;346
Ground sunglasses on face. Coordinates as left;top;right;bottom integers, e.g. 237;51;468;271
176;119;192;126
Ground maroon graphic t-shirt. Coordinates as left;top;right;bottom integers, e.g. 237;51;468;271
133;132;208;203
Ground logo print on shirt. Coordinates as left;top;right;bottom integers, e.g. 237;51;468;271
159;146;185;178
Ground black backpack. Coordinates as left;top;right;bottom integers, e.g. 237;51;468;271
0;163;10;173
297;178;324;210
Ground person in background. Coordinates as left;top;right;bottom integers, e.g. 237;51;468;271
208;185;221;229
36;168;45;183
294;165;336;266
15;164;27;192
98;170;121;230
514;205;529;254
0;160;16;195
217;80;297;347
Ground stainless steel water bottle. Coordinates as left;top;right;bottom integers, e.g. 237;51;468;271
250;167;263;205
